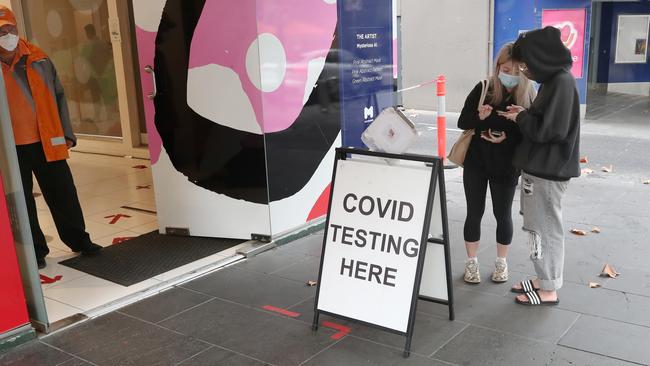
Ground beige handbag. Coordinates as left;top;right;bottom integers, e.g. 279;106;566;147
447;79;488;167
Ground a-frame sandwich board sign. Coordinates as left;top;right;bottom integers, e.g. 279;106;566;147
312;147;453;357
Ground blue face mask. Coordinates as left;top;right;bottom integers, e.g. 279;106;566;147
498;71;519;89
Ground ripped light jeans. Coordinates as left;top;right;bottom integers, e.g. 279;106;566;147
520;172;569;291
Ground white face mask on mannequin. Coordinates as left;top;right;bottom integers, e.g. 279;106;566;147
0;33;19;52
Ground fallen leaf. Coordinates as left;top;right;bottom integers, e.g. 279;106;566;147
580;157;589;164
589;282;601;288
570;228;587;236
306;280;318;287
600;264;620;278
601;165;613;173
581;168;594;175
591;227;601;234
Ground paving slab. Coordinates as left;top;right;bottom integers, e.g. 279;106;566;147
178;346;266;366
119;286;212;323
287;296;349;325
160;298;336;366
547;346;638;366
42;312;209;366
234;248;312;275
302;336;448;366
56;359;94;366
271;255;322;283
0;341;72;366
433;325;555;366
180;266;315;309
288;292;466;358
601;265;650;298
338;312;467;357
557;281;650;328
559;315;650;365
417;288;579;343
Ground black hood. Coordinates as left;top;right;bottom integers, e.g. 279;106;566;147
512;26;573;83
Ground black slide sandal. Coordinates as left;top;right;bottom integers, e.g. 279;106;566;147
511;279;539;294
515;290;560;306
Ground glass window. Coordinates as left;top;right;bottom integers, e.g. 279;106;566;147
22;0;122;138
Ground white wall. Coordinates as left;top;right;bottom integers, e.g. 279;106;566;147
400;0;491;113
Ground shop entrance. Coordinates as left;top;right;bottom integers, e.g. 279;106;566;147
586;0;650;137
0;0;252;333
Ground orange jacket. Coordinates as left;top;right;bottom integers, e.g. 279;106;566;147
14;40;72;161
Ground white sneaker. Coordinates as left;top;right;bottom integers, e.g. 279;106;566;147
492;258;508;283
464;258;481;284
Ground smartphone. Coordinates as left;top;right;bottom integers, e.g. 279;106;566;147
481;129;503;139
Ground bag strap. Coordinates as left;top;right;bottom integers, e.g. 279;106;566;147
477;79;488;111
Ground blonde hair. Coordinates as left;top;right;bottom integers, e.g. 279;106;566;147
487;43;536;108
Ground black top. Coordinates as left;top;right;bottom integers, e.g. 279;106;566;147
457;81;522;185
512;27;580;181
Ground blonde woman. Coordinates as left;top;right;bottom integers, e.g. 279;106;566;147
457;43;536;284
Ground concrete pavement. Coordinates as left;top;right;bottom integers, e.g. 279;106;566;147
2;110;650;365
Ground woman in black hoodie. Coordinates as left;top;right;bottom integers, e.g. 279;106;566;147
499;26;581;306
457;43;536;285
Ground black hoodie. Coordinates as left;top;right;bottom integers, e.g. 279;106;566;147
512;26;580;181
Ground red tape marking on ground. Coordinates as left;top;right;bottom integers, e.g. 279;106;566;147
104;214;132;224
261;305;300;318
112;237;134;245
322;321;351;340
40;274;62;284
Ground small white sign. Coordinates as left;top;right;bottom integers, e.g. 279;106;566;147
317;158;433;333
109;17;122;43
615;15;649;64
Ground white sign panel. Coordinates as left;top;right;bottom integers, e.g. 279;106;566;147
615;15;650;64
317;158;433;333
419;243;448;301
420;185;448;301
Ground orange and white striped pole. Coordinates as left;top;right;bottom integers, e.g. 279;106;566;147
436;74;446;160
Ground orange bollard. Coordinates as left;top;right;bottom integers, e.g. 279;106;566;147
436;75;446;160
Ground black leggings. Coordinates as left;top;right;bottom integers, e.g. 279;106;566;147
463;166;516;245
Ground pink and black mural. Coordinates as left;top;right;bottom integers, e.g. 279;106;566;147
133;0;390;238
152;0;339;203
134;0;344;237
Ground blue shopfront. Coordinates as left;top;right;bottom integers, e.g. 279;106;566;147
493;0;650;110
594;1;650;96
493;0;593;107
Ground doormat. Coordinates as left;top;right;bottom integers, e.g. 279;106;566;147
60;231;244;286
